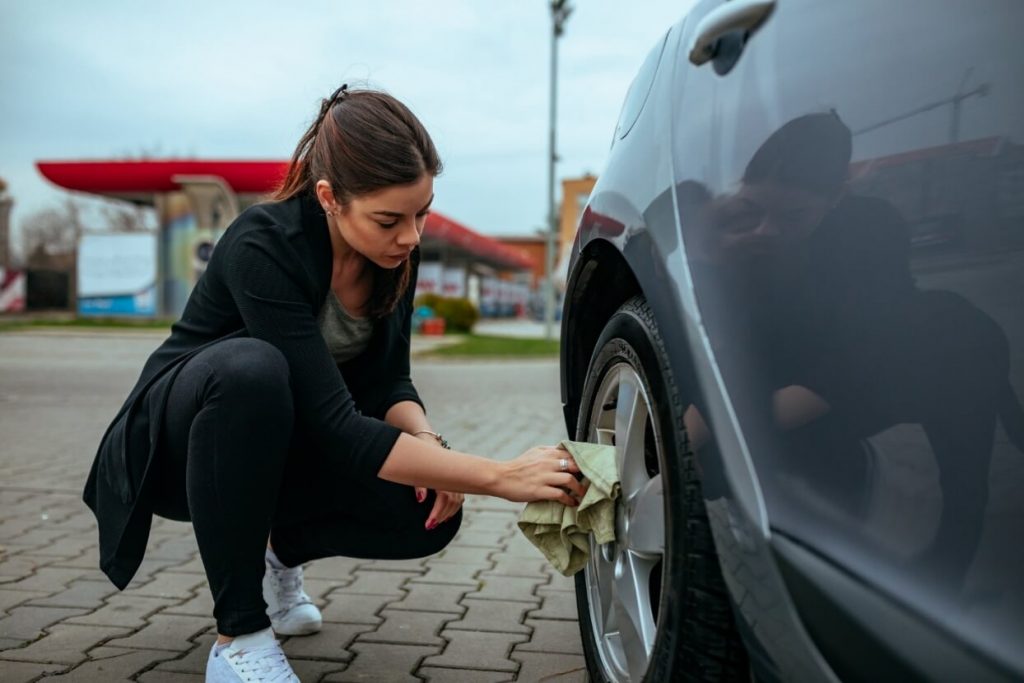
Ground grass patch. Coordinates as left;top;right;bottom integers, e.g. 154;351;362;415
423;334;560;358
0;317;174;332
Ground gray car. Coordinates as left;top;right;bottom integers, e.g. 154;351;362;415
559;1;1024;680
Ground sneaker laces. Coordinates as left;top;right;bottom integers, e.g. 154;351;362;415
228;643;296;682
269;564;313;612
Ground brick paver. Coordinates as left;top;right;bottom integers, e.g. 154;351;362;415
447;599;534;634
324;642;437;682
281;622;369;662
356;609;457;647
0;605;89;643
418;668;511;683
0;332;584;681
517;619;584;655
423;630;530;673
512;652;588;682
385;582;468;614
43;646;178;681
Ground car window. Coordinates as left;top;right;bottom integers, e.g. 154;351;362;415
615;30;670;141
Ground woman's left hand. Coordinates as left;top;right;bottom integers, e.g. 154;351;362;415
416;487;464;530
413;430;464;529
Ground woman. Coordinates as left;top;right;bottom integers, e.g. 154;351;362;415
82;84;584;683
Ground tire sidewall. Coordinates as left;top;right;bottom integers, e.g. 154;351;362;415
573;297;688;682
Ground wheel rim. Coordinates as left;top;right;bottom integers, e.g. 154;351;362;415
584;361;666;682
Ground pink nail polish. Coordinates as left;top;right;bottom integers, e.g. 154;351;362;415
426;519;437;530
417;491;425;503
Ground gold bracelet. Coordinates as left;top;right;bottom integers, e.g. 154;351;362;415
413;430;449;449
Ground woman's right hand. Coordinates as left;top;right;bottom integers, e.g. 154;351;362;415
493;445;587;506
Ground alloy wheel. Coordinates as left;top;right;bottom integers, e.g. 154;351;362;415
584;361;666;682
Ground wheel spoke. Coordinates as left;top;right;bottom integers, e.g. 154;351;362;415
590;540;615;634
614;371;649;501
584;362;664;682
626;473;664;556
613;551;657;680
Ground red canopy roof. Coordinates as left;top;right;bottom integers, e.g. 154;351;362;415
36;159;532;270
37;159;288;195
423;212;532;269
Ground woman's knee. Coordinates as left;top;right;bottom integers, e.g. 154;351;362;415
203;338;291;409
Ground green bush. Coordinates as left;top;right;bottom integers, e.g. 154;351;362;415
414;295;479;333
414;293;444;312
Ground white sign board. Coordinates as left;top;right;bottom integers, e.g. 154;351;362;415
79;232;157;297
78;232;157;316
442;267;465;298
416;261;442;296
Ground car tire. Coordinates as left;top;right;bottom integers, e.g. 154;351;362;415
574;296;749;682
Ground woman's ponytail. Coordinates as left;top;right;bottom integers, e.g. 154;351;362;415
273;86;348;201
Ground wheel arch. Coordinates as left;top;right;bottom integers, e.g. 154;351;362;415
561;234;704;430
560;240;642;437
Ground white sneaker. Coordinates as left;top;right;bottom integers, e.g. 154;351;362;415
205;627;299;682
263;548;322;636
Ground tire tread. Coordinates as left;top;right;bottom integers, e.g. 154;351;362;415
574;296;749;682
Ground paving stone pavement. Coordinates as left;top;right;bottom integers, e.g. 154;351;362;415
0;332;587;682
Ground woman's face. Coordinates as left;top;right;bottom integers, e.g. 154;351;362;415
318;174;434;269
698;180;836;264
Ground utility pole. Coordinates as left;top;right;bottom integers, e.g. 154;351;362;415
543;0;572;341
853;68;988;144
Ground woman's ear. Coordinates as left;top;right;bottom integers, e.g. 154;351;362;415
315;180;336;212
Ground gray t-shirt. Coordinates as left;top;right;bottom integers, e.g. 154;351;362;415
318;292;374;364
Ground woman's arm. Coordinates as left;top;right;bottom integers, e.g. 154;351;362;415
378;434;586;506
385;400;432;435
385;400;463;529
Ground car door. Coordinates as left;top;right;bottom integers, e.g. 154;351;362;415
681;0;1024;677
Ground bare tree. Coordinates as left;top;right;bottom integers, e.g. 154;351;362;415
101;202;155;233
21;198;84;266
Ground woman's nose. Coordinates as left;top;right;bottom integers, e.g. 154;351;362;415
397;218;421;247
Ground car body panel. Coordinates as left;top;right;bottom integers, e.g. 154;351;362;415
562;0;1024;679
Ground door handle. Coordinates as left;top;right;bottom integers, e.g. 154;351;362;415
689;0;776;66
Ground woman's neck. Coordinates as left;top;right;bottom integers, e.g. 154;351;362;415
327;220;367;288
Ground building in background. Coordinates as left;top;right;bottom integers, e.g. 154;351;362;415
494;174;597;319
496;174;596;290
0;177;12;271
37;159;531;318
553;174;597;288
0;177;26;313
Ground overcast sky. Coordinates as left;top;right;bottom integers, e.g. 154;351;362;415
0;1;693;244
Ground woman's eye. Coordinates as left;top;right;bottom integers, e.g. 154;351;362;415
377;220;398;229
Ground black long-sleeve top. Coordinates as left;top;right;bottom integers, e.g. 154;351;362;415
83;191;422;589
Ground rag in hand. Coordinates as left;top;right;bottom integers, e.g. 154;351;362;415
517;440;619;576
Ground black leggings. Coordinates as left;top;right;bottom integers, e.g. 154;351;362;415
151;338;461;636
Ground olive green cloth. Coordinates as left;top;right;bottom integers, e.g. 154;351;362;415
517;440;620;576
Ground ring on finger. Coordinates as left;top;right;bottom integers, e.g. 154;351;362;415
559;458;569;472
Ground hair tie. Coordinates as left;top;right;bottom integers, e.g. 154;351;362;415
328;83;349;104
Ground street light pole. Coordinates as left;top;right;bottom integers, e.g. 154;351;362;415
543;0;571;341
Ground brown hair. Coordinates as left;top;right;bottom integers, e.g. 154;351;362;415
274;85;443;318
742;112;851;198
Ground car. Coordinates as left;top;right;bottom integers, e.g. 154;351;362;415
558;1;1024;680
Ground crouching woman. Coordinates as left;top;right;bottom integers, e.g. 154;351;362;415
83;84;583;683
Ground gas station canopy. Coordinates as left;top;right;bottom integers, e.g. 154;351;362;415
37;159;532;271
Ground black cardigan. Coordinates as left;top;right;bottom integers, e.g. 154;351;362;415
83;192;423;589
